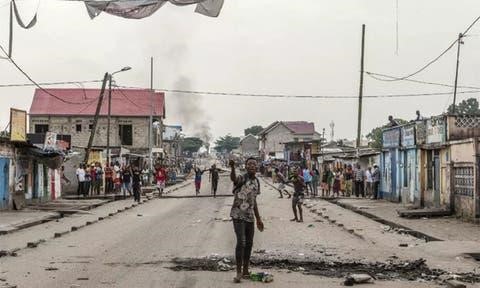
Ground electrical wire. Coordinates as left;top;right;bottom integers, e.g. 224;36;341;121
0;79;102;88
112;84;147;109
365;71;480;90
0;44;100;105
374;14;480;81
115;84;480;99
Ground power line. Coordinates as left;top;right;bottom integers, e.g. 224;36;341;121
374;15;480;81
115;84;480;99
112;84;147;109
0;44;99;105
0;79;102;88
365;71;480;90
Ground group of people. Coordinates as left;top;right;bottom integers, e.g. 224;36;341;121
320;164;381;199
75;162;104;197
192;164;224;197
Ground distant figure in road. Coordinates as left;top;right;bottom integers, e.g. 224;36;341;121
209;164;220;198
415;110;424;121
344;165;353;197
332;168;341;198
132;166;142;202
194;166;207;195
84;165;92;196
321;166;334;197
365;167;373;198
156;165;167;197
354;164;365;198
141;167;149;186
311;166;320;197
94;162;103;195
274;168;291;198
288;170;305;222
229;158;263;283
302;167;313;196
104;164;113;194
122;166;133;197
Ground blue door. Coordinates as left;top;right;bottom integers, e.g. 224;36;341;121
0;158;10;209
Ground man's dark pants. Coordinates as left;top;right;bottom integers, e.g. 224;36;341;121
233;219;254;272
355;181;364;197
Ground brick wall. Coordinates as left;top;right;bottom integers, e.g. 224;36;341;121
30;116;153;149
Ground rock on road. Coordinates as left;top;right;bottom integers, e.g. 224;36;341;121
0;175;473;288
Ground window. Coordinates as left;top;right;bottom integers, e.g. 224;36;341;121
76;124;82;132
119;124;133;146
34;124;49;134
88;124;93;131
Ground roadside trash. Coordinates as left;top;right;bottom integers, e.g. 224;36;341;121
250;272;274;283
45;267;58;271
399;243;408;247
307;224;314;228
137;214;143;217
344;274;373;286
254;249;266;254
296;266;305;271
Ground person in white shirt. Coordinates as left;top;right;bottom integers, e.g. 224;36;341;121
365;167;373;198
76;164;86;197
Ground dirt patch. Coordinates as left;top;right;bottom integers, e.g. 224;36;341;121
167;255;480;284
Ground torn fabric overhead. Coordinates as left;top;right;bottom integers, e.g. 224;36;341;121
83;0;224;19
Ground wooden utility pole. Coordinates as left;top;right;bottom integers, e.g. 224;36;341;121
452;33;463;114
356;24;365;149
149;57;154;174
84;73;109;164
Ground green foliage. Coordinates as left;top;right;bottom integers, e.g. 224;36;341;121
244;125;264;136
182;137;204;153
447;98;480;115
0;130;9;139
214;134;241;152
366;118;407;149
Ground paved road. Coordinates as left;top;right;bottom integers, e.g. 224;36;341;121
1;175;478;288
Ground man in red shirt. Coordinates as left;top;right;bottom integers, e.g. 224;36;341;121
156;165;167;197
104;164;114;194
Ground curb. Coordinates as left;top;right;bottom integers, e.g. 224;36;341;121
0;181;191;258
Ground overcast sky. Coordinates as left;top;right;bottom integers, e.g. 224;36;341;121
1;0;480;142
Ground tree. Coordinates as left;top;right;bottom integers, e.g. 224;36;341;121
447;98;480;115
366;118;407;149
214;134;240;153
244;125;264;136
182;137;203;154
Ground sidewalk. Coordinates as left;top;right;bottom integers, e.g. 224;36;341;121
332;198;480;242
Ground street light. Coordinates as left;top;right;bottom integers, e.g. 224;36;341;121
107;66;132;166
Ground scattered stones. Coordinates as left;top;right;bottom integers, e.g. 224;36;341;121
77;277;89;281
71;226;78;232
344;273;374;286
137;214;143;217
27;242;38;248
45;267;59;271
399;243;408;247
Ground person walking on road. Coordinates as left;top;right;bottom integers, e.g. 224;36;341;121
321;166;334;197
193;166;207;195
76;164;86;197
229;158;264;283
344;165;353;197
372;164;381;199
104;163;113;194
156;165;167;197
354;164;365;198
121;166;133;197
132;166;142;202
209;164;220;198
332;168;341;198
274;168;291;198
302;167;313;196
288;169;305;222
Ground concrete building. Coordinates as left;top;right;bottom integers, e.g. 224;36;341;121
258;121;321;160
239;134;259;157
29;88;165;155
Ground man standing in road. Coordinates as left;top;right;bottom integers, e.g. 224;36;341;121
288;170;305;222
156;165;167;197
229;158;264;283
354;164;365;198
132;166;142;202
365;166;373;198
344;165;353;197
274;168;291;198
209;164;220;198
302;167;313;196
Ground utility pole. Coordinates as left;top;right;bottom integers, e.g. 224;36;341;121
106;74;112;165
452;33;463;114
356;24;365;149
149;57;154;178
84;73;109;164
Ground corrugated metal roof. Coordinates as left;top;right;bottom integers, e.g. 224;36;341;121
29;88;165;117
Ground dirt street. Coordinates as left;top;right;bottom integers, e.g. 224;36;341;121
1;175;480;288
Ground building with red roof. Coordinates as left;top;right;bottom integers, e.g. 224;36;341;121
29;88;165;154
